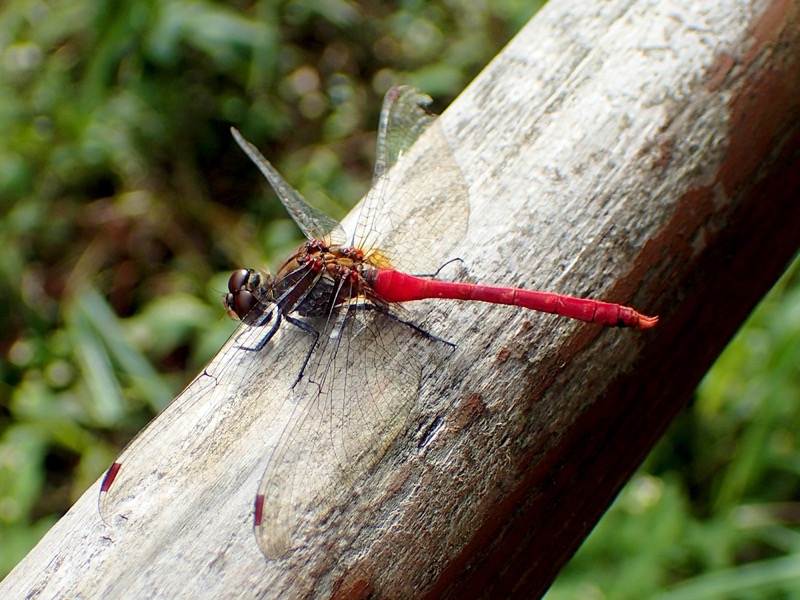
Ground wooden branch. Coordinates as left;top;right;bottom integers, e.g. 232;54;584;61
4;0;800;597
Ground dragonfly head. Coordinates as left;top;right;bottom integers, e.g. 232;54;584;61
224;268;274;321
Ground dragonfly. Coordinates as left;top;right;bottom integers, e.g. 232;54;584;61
99;86;657;559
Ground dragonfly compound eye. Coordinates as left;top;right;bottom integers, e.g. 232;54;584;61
231;289;258;319
228;269;251;294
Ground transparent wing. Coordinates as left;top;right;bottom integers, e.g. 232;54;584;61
97;302;311;531
253;299;435;558
99;294;438;559
231;127;347;245
348;86;469;275
371;86;437;184
233;86;468;275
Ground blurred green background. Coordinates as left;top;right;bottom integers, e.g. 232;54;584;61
1;1;798;597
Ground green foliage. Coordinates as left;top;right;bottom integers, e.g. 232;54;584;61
0;0;543;577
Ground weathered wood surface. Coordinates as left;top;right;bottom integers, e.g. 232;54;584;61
3;0;799;597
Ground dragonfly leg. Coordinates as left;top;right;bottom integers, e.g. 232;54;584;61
365;304;456;349
412;257;466;279
236;311;283;352
283;313;321;388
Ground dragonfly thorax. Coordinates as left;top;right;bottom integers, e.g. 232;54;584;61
225;241;375;323
279;241;372;317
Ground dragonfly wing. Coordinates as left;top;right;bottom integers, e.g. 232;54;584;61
97;302;312;536
349;126;469;277
253;299;432;558
231;127;347;245
371;86;437;184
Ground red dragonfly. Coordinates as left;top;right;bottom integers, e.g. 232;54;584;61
99;86;656;559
